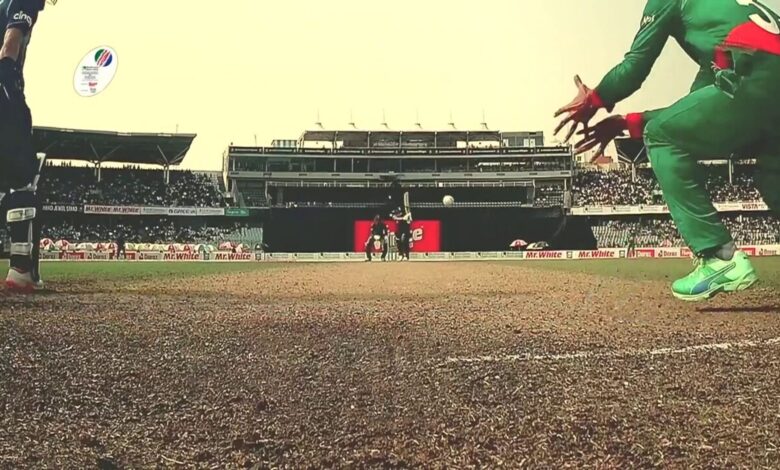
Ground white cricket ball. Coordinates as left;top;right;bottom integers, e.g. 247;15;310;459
442;195;455;207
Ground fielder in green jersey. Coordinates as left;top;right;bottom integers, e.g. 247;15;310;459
555;0;780;301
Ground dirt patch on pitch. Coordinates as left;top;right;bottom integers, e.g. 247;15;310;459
1;262;780;468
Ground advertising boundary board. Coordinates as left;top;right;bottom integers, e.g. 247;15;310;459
40;251;254;262
81;206;227;217
571;202;769;216
41;245;780;262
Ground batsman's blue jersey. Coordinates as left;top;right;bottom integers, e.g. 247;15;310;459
0;0;44;70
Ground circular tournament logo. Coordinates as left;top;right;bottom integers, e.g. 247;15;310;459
73;46;118;97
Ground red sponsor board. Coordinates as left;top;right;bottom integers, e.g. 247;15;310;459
524;251;564;259
759;247;780;256
632;248;656;258
61;251;86;260
576;250;619;259
163;252;202;261
741;246;757;257
656;248;681;258
213;252;253;261
353;220;441;253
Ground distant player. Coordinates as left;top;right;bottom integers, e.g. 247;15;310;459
627;227;637;259
1;0;49;292
116;232;126;260
391;206;412;261
365;214;388;262
556;0;780;301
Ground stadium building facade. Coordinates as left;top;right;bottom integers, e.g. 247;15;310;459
225;129;594;253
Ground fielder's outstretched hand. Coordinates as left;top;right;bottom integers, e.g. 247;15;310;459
573;115;627;156
554;75;601;143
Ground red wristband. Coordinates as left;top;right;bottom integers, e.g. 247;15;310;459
625;113;645;139
588;90;605;109
589;89;616;112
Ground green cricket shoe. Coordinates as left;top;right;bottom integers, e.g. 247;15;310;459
672;251;758;302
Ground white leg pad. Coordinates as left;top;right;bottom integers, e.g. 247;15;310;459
7;207;36;223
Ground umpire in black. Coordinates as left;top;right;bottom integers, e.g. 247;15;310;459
116;232;126;260
365;214;388;262
1;0;47;292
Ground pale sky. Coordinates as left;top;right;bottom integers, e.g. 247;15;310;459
25;0;701;170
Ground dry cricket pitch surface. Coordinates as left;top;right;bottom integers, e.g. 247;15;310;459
2;260;780;468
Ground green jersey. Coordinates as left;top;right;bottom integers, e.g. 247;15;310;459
596;0;780;108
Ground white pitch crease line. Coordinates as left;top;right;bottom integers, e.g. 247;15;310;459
441;337;780;366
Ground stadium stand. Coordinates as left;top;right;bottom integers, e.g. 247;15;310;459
533;183;566;208
40;217;250;245
591;215;780;248
578;148;777;249
39;165;226;207
573;166;763;206
573;169;662;206
0;127;260;253
9;126;774;254
706;167;762;203
576;141;764;207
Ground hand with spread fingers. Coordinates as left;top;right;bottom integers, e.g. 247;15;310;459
554;75;604;143
573;115;628;156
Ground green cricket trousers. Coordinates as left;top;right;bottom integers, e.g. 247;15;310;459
644;51;780;254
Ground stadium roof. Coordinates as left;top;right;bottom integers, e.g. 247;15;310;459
614;138;648;165
32;126;197;166
300;129;503;148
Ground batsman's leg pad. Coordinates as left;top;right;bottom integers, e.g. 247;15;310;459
6;188;40;272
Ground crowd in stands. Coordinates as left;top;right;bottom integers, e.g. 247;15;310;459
707;171;762;203
723;215;780;245
592;215;780;248
574;165;763;207
533;185;566;208
38;165;226;208
574;170;662;206
40;218;248;245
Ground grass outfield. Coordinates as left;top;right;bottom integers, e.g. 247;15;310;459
2;260;283;282
517;257;780;291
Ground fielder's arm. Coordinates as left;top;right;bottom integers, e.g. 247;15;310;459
594;0;679;110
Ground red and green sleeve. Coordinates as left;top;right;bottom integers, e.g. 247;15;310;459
594;0;680;110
